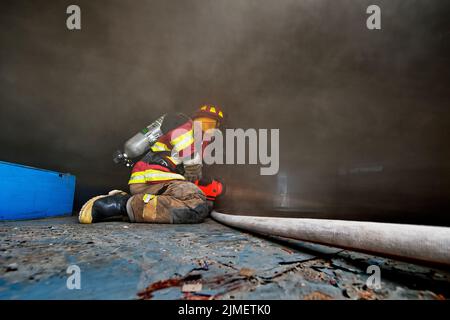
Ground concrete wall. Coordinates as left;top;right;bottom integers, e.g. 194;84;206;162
1;1;449;224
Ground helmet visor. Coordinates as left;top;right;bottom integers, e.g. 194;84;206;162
194;117;218;132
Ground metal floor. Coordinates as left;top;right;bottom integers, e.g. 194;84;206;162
0;216;449;300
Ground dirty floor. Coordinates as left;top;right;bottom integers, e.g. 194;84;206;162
0;216;449;300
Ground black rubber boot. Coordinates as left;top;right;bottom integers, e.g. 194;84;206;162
79;193;131;224
91;193;131;222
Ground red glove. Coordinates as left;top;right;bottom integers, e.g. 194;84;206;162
194;177;224;201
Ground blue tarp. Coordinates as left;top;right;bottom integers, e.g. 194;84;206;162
0;161;75;220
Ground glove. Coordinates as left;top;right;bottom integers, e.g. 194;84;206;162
194;177;224;202
183;164;202;182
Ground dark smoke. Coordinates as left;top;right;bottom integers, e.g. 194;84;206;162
1;0;449;224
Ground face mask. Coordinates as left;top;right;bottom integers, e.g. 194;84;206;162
194;117;217;132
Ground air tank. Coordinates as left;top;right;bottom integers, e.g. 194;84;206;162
113;115;165;167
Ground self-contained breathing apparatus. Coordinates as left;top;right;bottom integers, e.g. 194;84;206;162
113;113;224;201
113;115;166;168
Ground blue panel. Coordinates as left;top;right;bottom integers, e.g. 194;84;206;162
0;161;76;220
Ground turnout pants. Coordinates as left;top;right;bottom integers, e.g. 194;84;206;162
126;180;209;224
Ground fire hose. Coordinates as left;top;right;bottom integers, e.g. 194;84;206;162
211;211;450;266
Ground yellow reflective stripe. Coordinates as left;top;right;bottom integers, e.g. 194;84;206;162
128;177;146;184
201;105;207;110
130;171;145;178
170;129;194;153
210;106;216;113
129;172;145;179
142;173;185;181
218;111;223;118
151;142;170;152
167;156;181;165
143;194;155;203
128;172;146;184
129;169;185;184
173;135;194;153
170;129;193;146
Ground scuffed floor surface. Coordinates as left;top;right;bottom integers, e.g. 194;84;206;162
0;216;449;300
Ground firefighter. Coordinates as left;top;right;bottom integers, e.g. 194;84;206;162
78;105;224;224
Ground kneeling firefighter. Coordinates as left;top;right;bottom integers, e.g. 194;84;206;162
79;104;225;224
